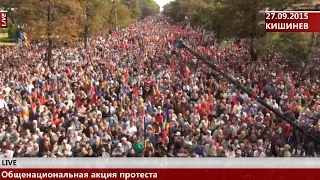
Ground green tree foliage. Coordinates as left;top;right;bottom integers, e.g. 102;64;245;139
179;0;215;28
121;0;159;19
140;0;160;19
15;0;83;66
15;0;134;52
117;3;133;27
0;0;21;8
254;33;313;64
123;0;142;19
162;0;186;22
79;0;112;49
0;0;22;24
7;24;19;38
108;0;132;31
140;0;160;18
253;33;280;57
163;0;314;63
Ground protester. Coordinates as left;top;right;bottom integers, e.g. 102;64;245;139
0;16;319;158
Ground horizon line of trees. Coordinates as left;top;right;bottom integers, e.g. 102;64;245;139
0;0;160;66
162;0;320;73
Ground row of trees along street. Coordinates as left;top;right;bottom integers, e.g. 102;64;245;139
0;0;160;66
162;0;320;77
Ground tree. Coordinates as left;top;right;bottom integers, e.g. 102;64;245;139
253;33;280;58
117;4;133;27
162;0;186;22
215;0;310;60
251;32;314;75
122;0;142;19
79;0;111;49
277;33;313;63
15;0;83;66
137;0;160;19
179;0;216;28
108;0;132;31
163;0;311;61
0;0;22;24
0;0;21;8
163;0;216;27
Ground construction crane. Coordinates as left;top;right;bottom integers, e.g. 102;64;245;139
175;39;320;155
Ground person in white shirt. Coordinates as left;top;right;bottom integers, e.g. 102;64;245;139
109;104;116;115
126;121;137;137
283;144;292;157
226;149;235;157
272;100;279;110
292;144;306;157
144;113;152;125
300;106;312;118
121;137;132;154
0;94;8;109
0;149;14;157
58;139;72;156
0;143;14;158
67;89;75;100
27;82;35;94
232;139;240;150
27;143;40;157
203;141;217;157
266;96;273;106
0;127;5;141
232;102;242;115
3;84;11;96
190;112;200;124
254;147;266;157
112;143;124;157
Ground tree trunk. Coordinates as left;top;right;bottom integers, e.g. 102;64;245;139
47;1;53;67
250;0;258;61
84;24;88;50
48;38;53;67
311;32;318;47
84;8;89;50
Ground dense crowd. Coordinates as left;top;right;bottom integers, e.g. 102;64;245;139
0;17;319;158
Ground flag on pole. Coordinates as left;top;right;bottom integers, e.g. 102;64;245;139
165;107;171;123
14;37;20;44
143;116;148;142
161;115;169;143
25;41;31;49
22;32;28;41
18;31;25;41
15;31;24;44
16;31;31;48
22;32;31;49
160;108;171;143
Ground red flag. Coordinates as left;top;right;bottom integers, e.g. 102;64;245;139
90;85;95;97
161;121;169;143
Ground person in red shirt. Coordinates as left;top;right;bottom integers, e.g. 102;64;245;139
281;121;292;142
52;113;61;125
196;104;204;115
155;113;163;123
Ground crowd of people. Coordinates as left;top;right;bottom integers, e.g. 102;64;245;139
0;16;319;158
